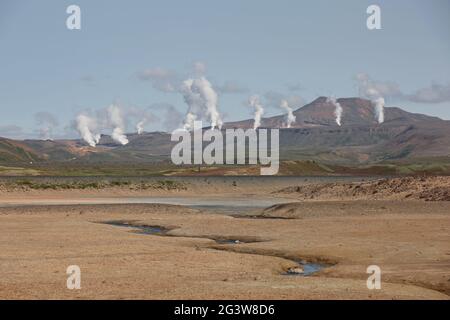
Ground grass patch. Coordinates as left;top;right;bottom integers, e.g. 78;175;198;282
0;166;41;176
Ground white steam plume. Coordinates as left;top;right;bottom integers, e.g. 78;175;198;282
249;95;264;130
280;99;296;128
196;77;222;129
183;112;197;131
182;79;202;130
357;73;386;124
181;76;222;130
326;97;343;126
34;112;58;140
373;97;385;124
136;121;145;135
128;106;155;135
76;114;100;147
107;104;129;145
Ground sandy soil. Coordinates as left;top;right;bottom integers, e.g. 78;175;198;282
0;176;449;300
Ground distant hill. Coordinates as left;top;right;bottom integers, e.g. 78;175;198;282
1;97;450;166
224;97;450;163
0;138;41;162
224;97;443;128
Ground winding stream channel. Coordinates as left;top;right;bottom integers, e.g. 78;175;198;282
100;219;329;277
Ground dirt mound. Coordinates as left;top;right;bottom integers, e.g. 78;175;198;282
276;176;450;201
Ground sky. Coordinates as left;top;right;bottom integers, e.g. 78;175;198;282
0;0;449;139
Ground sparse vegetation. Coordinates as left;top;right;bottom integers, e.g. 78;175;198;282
0;166;41;176
1;178;188;191
153;180;182;190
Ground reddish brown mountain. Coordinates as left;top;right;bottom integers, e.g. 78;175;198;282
224;97;442;129
1;97;449;165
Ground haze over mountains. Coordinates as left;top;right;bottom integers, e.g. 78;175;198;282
1;97;450;165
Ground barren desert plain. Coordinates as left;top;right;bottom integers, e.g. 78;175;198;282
0;176;449;300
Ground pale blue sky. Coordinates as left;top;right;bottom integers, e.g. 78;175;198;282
1;0;449;138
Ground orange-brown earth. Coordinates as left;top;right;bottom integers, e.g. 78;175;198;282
0;176;448;299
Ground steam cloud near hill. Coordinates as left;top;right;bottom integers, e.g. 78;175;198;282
249;95;264;129
136;121;145;135
34;112;59;140
139;63;230;131
127;107;156;135
138;63;224;131
74;103;160;147
107;104;129;145
373;97;385;124
356;73;390;124
75;114;100;147
74;105;130;146
326;97;343;126
280;100;296;128
181;76;223;131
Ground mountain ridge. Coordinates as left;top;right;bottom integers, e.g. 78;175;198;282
1;97;449;165
223;97;445;129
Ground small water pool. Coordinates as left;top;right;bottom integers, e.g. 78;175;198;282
284;261;328;276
